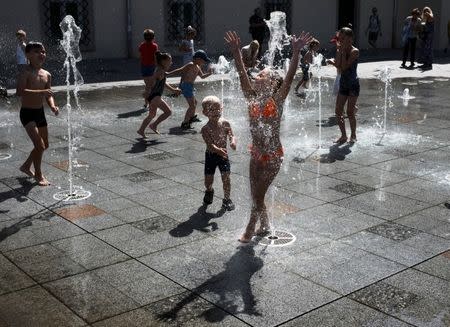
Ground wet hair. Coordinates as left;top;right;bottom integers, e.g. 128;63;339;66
202;95;221;114
308;38;320;49
411;8;421;16
339;27;354;39
155;51;171;65
16;29;26;37
25;41;44;53
143;29;155;41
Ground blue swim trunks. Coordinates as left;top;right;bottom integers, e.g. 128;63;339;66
180;82;194;98
141;65;156;77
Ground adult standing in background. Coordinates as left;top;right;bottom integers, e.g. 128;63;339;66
365;7;382;49
419;7;434;71
249;8;266;57
401;8;422;69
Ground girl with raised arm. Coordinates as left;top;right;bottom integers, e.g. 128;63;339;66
224;30;312;243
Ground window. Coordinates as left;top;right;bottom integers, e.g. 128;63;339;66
42;0;93;49
166;0;204;44
263;0;292;34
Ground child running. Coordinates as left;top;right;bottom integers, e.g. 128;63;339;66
334;27;359;144
201;96;236;211
16;42;59;186
294;38;320;98
139;29;159;109
167;50;213;130
137;52;181;137
225;30;312;243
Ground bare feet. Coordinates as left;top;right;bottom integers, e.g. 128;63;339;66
334;136;348;144
35;175;50;186
148;123;160;135
20;166;34;177
349;137;357;143
256;225;270;236
137;129;147;139
239;231;254;243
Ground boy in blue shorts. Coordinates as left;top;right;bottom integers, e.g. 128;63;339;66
167;50;212;129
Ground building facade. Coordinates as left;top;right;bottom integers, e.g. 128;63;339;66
0;0;449;63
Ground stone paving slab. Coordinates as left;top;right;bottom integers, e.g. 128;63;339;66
0;75;450;326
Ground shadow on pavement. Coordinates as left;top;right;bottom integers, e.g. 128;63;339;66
158;245;263;323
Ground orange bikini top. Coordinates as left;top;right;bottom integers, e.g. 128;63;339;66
249;97;278;119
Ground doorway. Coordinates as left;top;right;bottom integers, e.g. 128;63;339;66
338;0;356;29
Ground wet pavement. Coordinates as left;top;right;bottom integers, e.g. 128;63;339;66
0;73;449;326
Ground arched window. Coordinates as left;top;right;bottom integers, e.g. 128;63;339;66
166;0;204;44
42;0;93;49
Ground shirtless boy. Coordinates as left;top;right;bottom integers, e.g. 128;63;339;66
16;42;59;186
167;50;212;129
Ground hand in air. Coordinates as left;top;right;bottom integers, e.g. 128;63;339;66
292;31;313;53
224;31;241;53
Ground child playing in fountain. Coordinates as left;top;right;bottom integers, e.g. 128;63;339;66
225;30;312;243
137;52;181;137
16;42;59;186
201;95;236;211
167;50;213;130
294;38;320;98
139;29;159;109
333;27;359;144
16;30;28;73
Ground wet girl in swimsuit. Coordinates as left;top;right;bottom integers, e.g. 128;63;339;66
225;30;312;243
334;27;360;144
137;52;181;137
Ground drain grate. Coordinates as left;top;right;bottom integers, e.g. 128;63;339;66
255;230;296;247
53;188;91;201
0;153;12;160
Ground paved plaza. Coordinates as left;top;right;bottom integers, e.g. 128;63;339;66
0;66;449;326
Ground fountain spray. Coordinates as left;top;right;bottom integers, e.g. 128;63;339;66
53;15;91;201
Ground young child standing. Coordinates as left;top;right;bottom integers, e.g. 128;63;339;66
201;96;236;211
16;30;28;73
16;42;59;186
139;29;159;109
225;30;312;242
167;50;213;129
179;26;196;65
137;52;181;137
334;27;359;144
294;38;320;97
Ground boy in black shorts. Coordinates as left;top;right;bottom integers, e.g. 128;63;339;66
16;42;59;186
201;96;236;210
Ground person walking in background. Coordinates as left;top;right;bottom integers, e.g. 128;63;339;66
365;7;381;49
139;29;158;109
179;26;196;65
401;8;422;69
16;30;27;73
419;7;434;71
249;8;266;57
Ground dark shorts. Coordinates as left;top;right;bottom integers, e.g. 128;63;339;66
368;32;379;42
339;80;360;97
301;63;310;81
204;151;230;175
20;107;47;127
141;65;156;77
